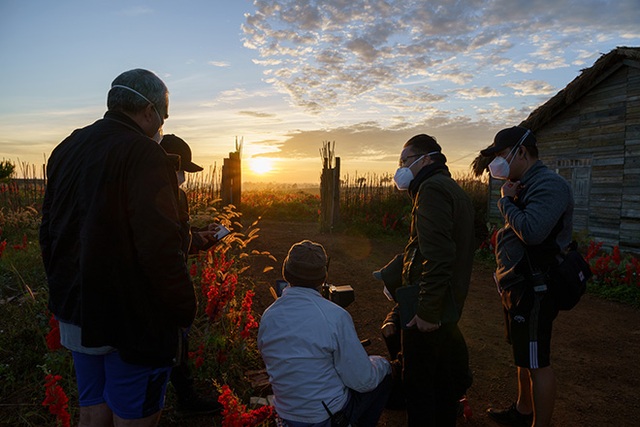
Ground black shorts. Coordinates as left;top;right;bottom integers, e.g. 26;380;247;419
501;283;559;369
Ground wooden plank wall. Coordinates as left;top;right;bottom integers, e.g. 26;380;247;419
621;65;640;250
488;63;640;252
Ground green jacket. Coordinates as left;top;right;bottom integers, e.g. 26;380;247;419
401;166;475;324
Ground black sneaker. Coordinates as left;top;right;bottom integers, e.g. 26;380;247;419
487;403;533;427
176;395;223;417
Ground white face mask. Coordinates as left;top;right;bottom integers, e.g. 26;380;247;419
393;155;425;190
152;128;163;144
488;155;513;180
488;130;531;180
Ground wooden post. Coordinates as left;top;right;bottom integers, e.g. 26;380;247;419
320;141;340;232
332;157;340;226
221;138;242;208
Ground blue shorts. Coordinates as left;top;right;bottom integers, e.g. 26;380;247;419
72;351;172;419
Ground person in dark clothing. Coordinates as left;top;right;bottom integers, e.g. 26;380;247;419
481;127;573;427
388;134;476;426
40;69;196;427
159;134;223;416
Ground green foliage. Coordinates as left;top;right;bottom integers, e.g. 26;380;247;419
587;282;640;309
239;190;320;222
0;160;15;181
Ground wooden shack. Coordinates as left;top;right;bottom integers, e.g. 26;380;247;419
475;47;640;252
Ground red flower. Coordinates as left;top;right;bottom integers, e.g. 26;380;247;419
189;262;198;277
586;241;603;261
490;229;499;251
237;290;259;339
45;314;62;351
217;384;274;427
0;240;6;258
204;272;237;322
612;246;621;265
42;374;71;427
12;234;27;251
188;343;205;370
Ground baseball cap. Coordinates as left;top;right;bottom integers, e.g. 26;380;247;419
160;134;203;172
480;126;536;157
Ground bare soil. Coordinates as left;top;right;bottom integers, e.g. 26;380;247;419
162;219;640;427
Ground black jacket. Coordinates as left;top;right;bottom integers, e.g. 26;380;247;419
401;164;475;324
40;111;197;366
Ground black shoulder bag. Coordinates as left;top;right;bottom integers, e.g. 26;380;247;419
515;187;592;311
548;241;592;310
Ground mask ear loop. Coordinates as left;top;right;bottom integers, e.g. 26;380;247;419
407;155;425;169
505;129;531;163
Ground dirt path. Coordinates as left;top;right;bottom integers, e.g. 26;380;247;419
244;220;640;427
159;219;640;426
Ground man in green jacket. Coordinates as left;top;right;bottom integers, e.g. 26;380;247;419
390;134;475;426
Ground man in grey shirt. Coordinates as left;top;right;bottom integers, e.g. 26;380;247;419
481;127;574;427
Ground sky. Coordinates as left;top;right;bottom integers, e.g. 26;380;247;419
1;0;639;184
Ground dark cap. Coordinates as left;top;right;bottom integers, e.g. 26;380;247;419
480;126;536;157
160;134;203;172
282;240;328;288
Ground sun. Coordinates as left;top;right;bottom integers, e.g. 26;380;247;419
249;157;274;175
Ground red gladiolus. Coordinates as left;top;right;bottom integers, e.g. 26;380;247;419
205;272;238;321
586;241;603;261
189;262;198;278
237;290;259;339
188;343;205;370
240;405;274;425
218;384;274;427
45;314;62;351
12;234;27;251
42;374;71;427
0;240;6;258
209;250;235;274
490;229;498;251
612;246;621;266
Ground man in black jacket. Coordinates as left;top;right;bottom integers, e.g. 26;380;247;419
390;134;475;426
40;69;196;427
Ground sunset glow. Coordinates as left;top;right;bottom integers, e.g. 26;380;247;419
249;157;274;175
1;1;637;183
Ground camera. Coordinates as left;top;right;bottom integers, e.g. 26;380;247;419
321;283;355;308
274;280;355;308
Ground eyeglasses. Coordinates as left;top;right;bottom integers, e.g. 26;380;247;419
398;154;421;167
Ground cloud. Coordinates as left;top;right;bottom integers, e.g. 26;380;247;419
208;61;231;67
455;87;503;100
257;116;498;165
504;80;557;97
237;110;277;118
243;0;639;119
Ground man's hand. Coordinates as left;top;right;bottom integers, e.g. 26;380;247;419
381;322;396;338
406;315;440;333
500;180;521;198
196;230;219;243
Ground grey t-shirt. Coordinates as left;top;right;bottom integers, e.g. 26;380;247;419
58;320;115;355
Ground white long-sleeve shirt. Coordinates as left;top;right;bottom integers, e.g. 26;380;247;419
257;286;390;423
